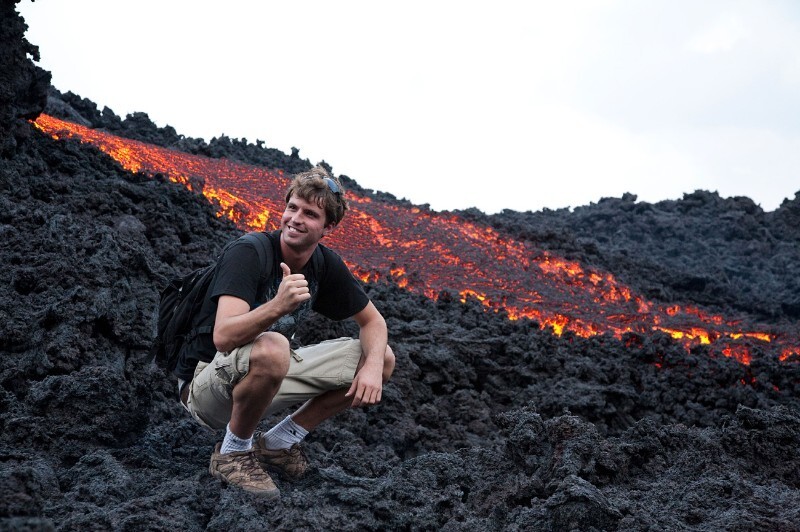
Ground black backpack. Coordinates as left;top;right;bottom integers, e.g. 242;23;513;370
149;232;272;374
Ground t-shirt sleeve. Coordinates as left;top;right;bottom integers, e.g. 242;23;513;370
313;248;369;321
209;241;263;307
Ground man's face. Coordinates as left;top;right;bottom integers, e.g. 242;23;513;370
280;194;334;251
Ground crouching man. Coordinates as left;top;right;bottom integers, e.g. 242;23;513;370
173;165;395;497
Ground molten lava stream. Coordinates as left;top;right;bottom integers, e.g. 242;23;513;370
33;114;800;365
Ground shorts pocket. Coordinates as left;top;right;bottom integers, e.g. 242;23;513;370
189;404;217;431
193;360;210;379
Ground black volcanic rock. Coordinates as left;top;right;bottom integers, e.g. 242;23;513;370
463;189;800;322
43;88;398;200
0;0;50;156
2;2;800;530
45;87;314;176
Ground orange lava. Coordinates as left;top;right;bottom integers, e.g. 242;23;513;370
34;114;800;365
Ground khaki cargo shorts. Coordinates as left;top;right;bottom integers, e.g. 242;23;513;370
185;336;362;431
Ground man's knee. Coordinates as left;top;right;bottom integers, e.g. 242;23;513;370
249;332;291;380
383;344;396;383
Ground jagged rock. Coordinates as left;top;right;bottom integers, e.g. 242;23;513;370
1;2;799;529
0;0;50;156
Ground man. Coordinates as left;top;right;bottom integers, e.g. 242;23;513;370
173;165;395;498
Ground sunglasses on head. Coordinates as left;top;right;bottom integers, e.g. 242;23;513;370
323;177;342;195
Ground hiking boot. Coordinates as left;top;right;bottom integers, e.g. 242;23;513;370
208;443;280;498
252;432;309;481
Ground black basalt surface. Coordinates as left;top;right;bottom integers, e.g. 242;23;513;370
2;3;799;530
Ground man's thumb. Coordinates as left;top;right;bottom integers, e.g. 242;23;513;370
280;262;291;278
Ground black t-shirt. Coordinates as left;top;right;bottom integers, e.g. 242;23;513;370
173;230;369;381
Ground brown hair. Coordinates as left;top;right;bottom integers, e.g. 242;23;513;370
284;165;348;226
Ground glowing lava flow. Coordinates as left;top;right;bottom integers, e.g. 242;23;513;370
34;114;800;365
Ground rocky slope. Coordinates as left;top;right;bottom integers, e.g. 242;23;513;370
2;3;799;530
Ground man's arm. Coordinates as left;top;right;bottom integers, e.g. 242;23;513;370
213;263;310;353
345;301;388;406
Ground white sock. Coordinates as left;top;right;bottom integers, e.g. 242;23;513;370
220;423;253;454
261;415;309;450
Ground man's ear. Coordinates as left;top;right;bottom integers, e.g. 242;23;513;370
323;222;337;237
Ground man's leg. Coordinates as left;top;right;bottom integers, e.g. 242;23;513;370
228;332;291;438
290;344;396;431
201;332;292;497
252;344;395;480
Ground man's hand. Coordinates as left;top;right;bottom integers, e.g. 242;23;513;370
273;262;311;314
345;362;384;407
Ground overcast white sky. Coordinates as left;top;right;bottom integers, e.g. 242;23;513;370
19;0;800;214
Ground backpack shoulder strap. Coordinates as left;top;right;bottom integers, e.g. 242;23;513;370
241;230;325;289
312;244;325;281
240;231;274;292
185;232;272;342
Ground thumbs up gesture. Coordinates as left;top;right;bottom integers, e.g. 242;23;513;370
274;262;311;314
